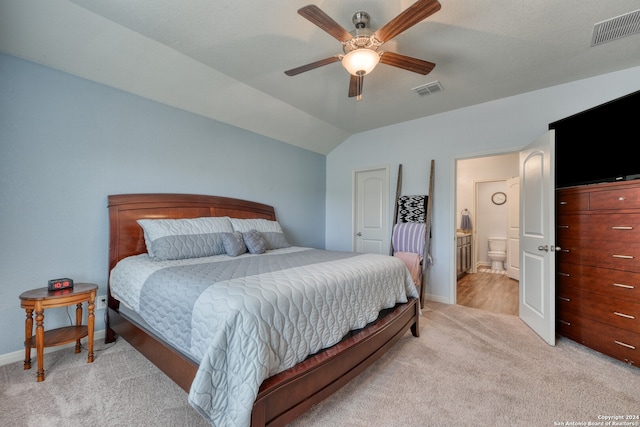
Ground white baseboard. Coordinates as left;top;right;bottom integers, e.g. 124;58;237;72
425;293;450;304
0;329;106;367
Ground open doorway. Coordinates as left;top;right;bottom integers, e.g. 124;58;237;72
455;152;520;316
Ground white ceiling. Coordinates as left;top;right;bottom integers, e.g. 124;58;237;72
2;0;640;154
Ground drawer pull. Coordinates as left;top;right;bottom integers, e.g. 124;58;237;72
614;340;636;350
558;296;571;302
613;283;635;289
559;201;567;205
557;225;569;229
558;319;571;326
557;272;570;277
611;226;633;230
618;197;626;201
612;254;634;259
614;311;635;319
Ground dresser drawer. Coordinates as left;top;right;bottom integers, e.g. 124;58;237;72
590;186;640;211
556;192;589;213
556;214;640;242
557;286;640;333
556;239;640;272
556;262;640;302
556;310;639;366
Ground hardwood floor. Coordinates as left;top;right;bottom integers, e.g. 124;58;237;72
456;271;519;316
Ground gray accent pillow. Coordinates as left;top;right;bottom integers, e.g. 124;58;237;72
243;229;268;254
221;232;247;257
229;218;291;249
259;232;291;250
137;217;234;261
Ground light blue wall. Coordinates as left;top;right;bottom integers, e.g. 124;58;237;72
0;54;326;356
326;65;640;304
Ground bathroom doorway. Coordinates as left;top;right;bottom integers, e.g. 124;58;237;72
455;152;520;316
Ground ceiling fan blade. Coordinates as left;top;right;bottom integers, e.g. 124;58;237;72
374;0;441;43
284;56;341;76
298;5;353;42
379;51;435;75
348;74;363;101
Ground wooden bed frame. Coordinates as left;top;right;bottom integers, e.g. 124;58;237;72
105;193;420;427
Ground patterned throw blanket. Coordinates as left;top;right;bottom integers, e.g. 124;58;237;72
110;248;418;427
397;195;427;223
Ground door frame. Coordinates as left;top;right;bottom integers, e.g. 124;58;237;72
506;176;520;280
451;147;522;304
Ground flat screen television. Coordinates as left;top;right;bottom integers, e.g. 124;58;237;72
551;89;640;188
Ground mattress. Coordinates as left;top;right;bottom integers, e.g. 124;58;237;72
110;246;418;427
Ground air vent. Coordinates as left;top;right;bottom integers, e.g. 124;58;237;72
591;9;640;46
412;80;444;96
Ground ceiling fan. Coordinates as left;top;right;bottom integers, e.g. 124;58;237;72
284;0;441;101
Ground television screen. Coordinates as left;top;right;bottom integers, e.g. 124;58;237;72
551;90;640;188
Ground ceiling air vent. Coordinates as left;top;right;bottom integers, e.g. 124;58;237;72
591;9;640;46
412;80;444;96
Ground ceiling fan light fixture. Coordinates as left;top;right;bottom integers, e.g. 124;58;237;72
287;2;441;99
341;48;380;76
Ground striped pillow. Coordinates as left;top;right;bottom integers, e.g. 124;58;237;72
392;222;426;254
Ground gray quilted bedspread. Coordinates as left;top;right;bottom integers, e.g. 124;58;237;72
111;247;418;427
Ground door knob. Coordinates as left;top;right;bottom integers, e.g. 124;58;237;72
538;245;549;252
356;232;362;236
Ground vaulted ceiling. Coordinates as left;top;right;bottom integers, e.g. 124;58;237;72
2;0;639;154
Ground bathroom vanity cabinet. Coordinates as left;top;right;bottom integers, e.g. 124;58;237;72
555;180;640;366
457;233;472;279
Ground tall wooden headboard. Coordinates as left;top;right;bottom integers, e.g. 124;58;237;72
107;193;276;271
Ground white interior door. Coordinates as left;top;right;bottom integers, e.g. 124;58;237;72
353;166;389;254
506;176;520;280
519;130;556;345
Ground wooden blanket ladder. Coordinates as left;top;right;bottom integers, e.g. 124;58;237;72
391;160;435;308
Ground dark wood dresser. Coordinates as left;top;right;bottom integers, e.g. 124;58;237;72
556;180;640;366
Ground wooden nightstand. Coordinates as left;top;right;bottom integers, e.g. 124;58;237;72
19;283;98;381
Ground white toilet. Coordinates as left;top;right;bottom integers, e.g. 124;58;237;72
487;237;507;271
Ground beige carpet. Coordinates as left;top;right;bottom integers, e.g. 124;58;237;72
1;302;638;427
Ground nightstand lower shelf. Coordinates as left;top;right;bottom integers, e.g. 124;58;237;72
24;325;89;349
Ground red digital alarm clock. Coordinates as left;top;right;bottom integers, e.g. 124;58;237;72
48;278;74;291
